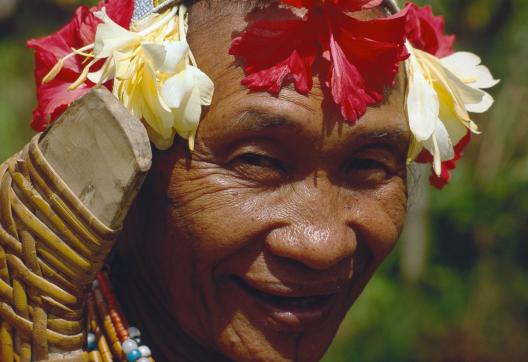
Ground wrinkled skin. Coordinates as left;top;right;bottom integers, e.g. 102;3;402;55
115;2;410;361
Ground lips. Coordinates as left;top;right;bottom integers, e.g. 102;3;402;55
235;276;334;307
231;276;342;331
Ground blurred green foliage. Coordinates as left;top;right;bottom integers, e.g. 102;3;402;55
0;0;526;361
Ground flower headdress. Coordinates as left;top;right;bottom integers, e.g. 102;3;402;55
28;0;498;188
229;0;499;188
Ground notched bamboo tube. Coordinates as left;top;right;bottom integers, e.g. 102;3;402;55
0;88;152;360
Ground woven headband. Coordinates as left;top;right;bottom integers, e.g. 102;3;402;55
132;0;401;19
27;0;498;189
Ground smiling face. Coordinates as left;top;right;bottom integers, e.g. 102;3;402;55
123;2;410;361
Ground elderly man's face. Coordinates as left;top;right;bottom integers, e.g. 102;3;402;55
141;2;409;361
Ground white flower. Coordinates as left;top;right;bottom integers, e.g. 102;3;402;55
406;44;499;176
93;6;214;150
45;5;214;151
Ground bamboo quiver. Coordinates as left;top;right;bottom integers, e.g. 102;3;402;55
0;88;152;361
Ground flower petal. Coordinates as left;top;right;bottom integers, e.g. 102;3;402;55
114;50;137;79
470;65;500;89
419;50;484;119
171;85;202;141
142;42;167;71
465;91;494;114
88;58;115;84
405;3;455;57
93;9;140;59
328;34;372;122
188;66;215;105
406;55;438;142
104;0;135;29
161;70;194;109
229;17;317;95
182;86;202;129
27;4;105;131
160;41;189;73
335;6;410;104
422;118;454;175
436;84;471;145
440;51;500;89
140;64;174;132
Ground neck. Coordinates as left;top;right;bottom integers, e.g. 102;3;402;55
110;256;229;362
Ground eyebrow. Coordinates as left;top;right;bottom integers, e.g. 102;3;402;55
360;129;410;145
233;110;407;140
231;110;298;132
224;109;410;159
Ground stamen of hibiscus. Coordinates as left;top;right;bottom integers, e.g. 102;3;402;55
69;58;98;90
188;131;196;151
42;44;95;84
432;134;442;175
72;48;95;58
42;58;65;84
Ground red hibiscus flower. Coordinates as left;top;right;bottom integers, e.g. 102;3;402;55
416;131;471;190
229;0;409;123
405;2;455;58
27;0;134;132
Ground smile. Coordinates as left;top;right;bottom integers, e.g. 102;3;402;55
232;276;341;332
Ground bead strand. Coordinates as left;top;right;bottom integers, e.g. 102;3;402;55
87;291;115;362
97;272;130;342
97;273;130;329
93;286;123;359
92;272;155;362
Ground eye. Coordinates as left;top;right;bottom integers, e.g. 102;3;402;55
229;152;286;184
237;153;282;169
342;157;390;184
347;158;388;171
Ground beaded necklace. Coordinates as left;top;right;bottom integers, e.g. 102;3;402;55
86;272;154;362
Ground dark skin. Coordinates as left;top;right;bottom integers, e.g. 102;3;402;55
114;2;410;361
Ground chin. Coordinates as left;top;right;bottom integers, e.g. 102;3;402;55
210;263;378;362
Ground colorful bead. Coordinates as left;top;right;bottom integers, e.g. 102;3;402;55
126;349;142;362
88;350;103;362
122;339;139;354
128;326;141;339
138;345;151;357
87;332;96;351
89;272;154;360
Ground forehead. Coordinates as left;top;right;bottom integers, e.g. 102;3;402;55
186;1;409;148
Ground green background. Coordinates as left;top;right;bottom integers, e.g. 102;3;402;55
0;0;527;360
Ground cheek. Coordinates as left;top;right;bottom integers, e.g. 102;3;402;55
163;175;273;264
358;179;408;261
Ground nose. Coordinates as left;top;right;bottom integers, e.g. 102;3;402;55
265;184;358;271
266;222;358;270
